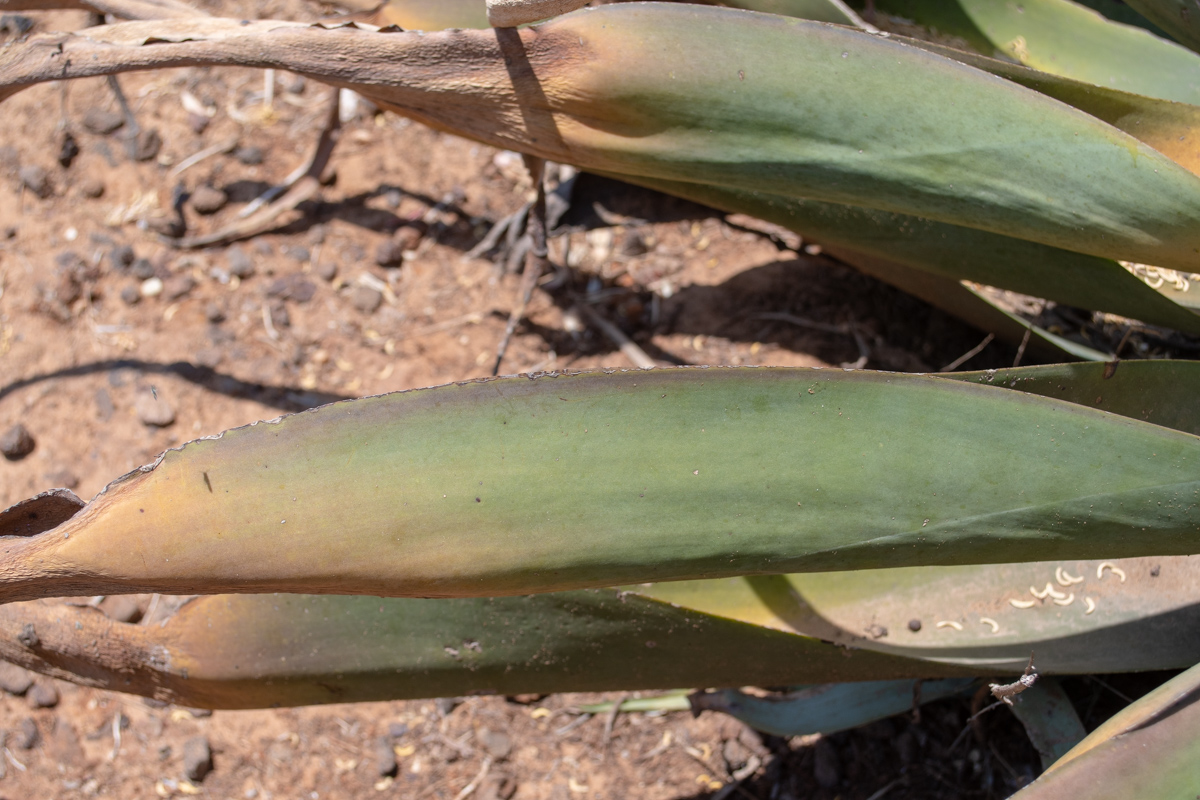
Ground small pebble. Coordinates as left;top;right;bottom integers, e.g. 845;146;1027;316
95;388;115;421
135;392;175;427
266;275;316;303
204;302;226;323
234;145;264;165
80;178;105;198
27;681;59;709
316;261;338;282
435;697;461;717
43;468;80;489
477;728;512;761
133;129;162;162
18;164;51;198
120;285;141;305
140;277;164;298
374;239;405;268
182;736;214;782
189;185;228;215
82;108;124;135
186;112;210;135
268;301;290;329
373;736;398;778
58;132;80;168
350;285;383;314
0;662;34;696
162;275;196;301
226;246;255;279
387;722;409;739
283;245;310;264
111;244;136;270
131;257;156;280
0;423;36;461
16;717;39;750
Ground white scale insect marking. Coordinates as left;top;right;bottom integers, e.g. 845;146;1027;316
1030;583;1067;600
936;620;964;631
1084;597;1097;615
980;617;1000;634
1097;562;1127;582
1009;599;1037;609
1055;567;1084;586
1052;593;1075;607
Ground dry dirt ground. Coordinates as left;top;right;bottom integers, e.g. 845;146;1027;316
0;3;1177;798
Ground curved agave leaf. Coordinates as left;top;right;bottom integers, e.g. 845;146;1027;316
1123;0;1200;54
2;368;1200;604
5;8;1200;272
1006;677;1087;770
1;552;1197;708
1011;660;1200;798
688;679;977;736
873;0;1200;104
947;360;1200;435
609;174;1200;335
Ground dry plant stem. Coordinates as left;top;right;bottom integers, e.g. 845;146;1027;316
171;91;341;248
940;332;995;372
492;155;547;375
0;0;204;18
575;303;658;369
989;652;1038;706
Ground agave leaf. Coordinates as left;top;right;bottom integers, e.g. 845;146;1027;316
947;360;1200;436
1006;677;1088;769
873;0;1200;104
688;679;976;737
373;0;491;30
1123;0;1200;54
5;8;1200;272
608;174;1200;335
2;368;1200;603
2;550;1197;709
1011;660;1200;798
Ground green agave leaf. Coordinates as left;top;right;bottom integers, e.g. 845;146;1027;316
947;360;1200;436
688;679;976;737
606;173;1200;336
1123;0;1200;54
873;0;1200;105
1006;677;1088;769
373;0;491;30
1011;660;1200;798
6;8;1200;272
3;368;1200;603
1;551;1196;709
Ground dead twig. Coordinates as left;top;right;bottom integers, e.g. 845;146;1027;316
575;304;658;369
940;333;994;372
171;91;341;248
493;155;548;375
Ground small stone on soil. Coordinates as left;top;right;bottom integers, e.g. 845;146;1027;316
27;681;59;709
477;728;512;761
266;275;316;303
182;736;214;782
135;392;176;427
82;108;124;135
351;285;383;314
131;258;156;280
316;261;338;281
16;717;39;750
120;285;141;305
387;722;409;739
908;619;922;632
80;177;105;198
18;164;51;198
226;246;255;278
110;244;135;269
133;129;162;162
58;132;80;168
44;468;80;489
204;302;226;323
0;662;34;696
0;423;36;460
234;145;264;165
190;185;228;215
373;736;398;777
163;275;197;301
186;112;210;135
140;277;164;298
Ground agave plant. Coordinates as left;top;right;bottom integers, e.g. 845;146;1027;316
2;0;1200;795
